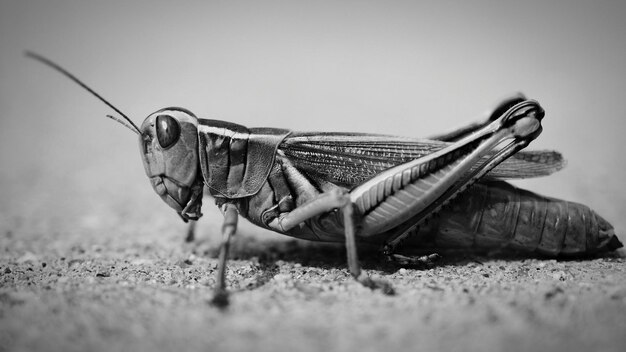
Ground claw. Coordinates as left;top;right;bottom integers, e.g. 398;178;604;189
355;272;395;295
184;220;196;242
388;253;441;267
210;289;230;308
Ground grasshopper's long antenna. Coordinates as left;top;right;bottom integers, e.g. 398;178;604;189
25;51;142;135
106;115;140;135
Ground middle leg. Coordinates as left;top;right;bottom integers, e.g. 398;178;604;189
267;188;394;293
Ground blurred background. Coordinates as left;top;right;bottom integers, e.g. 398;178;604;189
1;0;625;243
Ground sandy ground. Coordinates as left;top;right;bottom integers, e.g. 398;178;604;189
1;171;625;352
2;2;626;351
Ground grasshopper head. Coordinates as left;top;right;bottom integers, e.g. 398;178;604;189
139;107;202;220
24;53;204;220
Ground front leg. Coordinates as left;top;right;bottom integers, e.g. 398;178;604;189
210;202;238;308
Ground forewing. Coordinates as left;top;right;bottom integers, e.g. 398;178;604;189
279;132;565;188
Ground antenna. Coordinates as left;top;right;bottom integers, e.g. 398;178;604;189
106;115;141;135
25;51;142;135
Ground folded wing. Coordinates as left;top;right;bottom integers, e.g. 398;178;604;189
279;132;565;188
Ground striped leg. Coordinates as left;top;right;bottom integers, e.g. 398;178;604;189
350;100;545;252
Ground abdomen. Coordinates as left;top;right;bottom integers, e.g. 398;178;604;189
407;181;622;256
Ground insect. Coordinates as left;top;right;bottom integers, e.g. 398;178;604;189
27;52;622;307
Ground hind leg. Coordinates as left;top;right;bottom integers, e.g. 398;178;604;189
428;93;527;142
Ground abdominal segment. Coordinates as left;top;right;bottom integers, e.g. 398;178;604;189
405;180;622;256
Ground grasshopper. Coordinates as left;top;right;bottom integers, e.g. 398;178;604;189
27;52;622;306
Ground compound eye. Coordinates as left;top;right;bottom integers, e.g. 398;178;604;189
155;114;181;149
